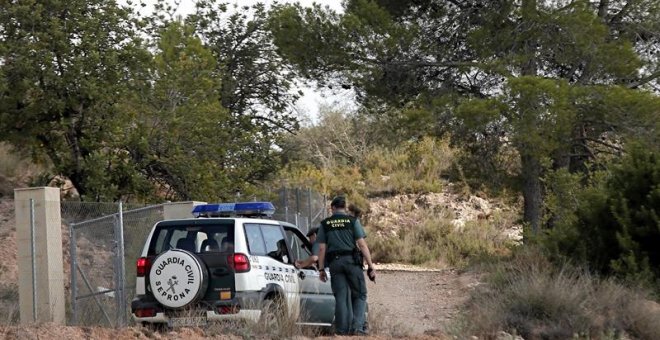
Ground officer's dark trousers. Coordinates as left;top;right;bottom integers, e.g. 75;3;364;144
329;254;367;335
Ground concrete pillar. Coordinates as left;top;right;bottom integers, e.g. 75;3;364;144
14;187;65;324
162;201;206;220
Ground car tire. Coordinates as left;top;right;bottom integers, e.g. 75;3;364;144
148;249;208;309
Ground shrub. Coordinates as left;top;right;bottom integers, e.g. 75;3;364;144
541;145;660;289
368;206;516;268
277;136;459;207
0;282;19;325
363;137;453;195
458;248;660;339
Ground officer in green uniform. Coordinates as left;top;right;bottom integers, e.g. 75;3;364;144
317;196;376;335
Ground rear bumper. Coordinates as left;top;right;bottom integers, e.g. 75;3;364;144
131;291;262;324
132;309;261;324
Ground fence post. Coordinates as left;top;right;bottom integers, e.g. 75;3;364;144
115;201;126;327
323;194;327;219
14;187;65;324
307;188;312;232
283;186;289;223
29;199;36;323
70;222;78;325
295;188;301;215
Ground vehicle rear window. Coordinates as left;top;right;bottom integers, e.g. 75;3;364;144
148;220;234;256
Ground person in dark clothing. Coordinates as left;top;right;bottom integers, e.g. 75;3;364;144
348;203;362;218
317;196;376;335
294;227;320;269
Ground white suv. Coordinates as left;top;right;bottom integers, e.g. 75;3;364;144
131;202;334;328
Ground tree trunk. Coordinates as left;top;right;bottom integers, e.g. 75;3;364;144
521;152;543;235
519;0;542;235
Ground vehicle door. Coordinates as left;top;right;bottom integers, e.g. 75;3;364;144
245;223;299;314
283;225;334;324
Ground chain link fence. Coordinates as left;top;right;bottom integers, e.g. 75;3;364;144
0;198;19;325
63;202;163;327
270;186;328;234
2;186;326;327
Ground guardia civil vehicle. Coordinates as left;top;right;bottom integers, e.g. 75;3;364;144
131;202;334;328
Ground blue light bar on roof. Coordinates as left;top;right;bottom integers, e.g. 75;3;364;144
192;202;276;218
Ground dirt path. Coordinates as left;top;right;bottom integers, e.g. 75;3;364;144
367;266;479;337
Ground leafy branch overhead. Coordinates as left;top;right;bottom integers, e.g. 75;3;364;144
269;0;660;233
0;0;297;202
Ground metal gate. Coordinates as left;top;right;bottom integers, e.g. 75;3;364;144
63;202;164;327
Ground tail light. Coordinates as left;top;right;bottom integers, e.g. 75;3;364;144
217;305;240;314
137;257;151;277
135;308;156;318
228;253;250;273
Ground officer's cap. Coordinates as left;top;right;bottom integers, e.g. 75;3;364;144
330;196;346;208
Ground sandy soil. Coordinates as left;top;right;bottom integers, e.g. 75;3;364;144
367;267;479;337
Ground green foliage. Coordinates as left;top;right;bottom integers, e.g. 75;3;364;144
541;145;660;288
269;0;660;235
121;21;279;202
0;0;150;200
362;137;451;195
192;1;300;128
0;1;297;202
269;0;420;103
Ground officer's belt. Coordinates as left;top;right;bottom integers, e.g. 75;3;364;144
327;249;354;259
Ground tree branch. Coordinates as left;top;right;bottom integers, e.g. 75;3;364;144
581;136;625;152
248;114;296;133
627;69;660;89
384;60;481;68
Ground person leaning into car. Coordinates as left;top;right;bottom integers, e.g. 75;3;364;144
294;227;320;269
317;196;376;336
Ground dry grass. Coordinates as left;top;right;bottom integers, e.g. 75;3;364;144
201;294;321;339
457;248;660;339
369;206;517;268
366;305;413;337
0;282;19;325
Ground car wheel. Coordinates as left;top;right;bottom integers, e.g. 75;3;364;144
149;249;209;309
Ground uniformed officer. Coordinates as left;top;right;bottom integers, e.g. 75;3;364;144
317;196;376;335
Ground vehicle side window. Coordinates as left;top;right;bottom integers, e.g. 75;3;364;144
261;224;289;263
244;224;266;255
285;229;311;262
153;229;169;254
170;229;190;250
